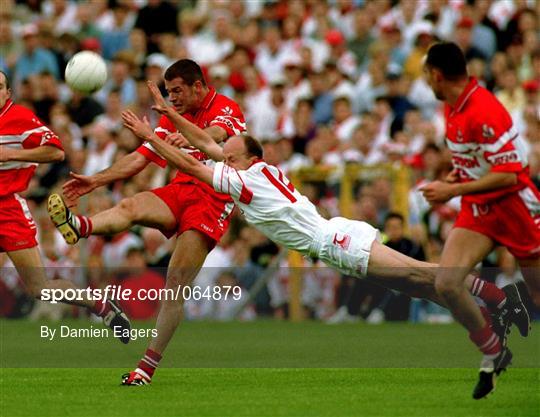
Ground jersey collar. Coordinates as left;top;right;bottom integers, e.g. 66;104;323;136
200;87;217;111
452;77;479;114
0;99;13;118
248;158;265;168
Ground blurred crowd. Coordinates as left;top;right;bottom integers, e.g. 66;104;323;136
1;0;538;322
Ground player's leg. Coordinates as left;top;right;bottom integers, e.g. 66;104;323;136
366;241;445;305
48;191;176;244
366;241;503;311
436;227;512;399
122;230;211;385
7;246;131;343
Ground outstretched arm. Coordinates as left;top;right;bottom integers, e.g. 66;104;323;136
147;81;225;162
122;110;214;186
0;145;64;163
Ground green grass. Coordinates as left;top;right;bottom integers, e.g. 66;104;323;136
1;320;539;417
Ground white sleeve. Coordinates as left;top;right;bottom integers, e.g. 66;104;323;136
212;162;252;203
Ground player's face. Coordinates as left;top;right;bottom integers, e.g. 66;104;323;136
223;136;255;170
165;77;200;114
0;72;11;109
423;64;445;101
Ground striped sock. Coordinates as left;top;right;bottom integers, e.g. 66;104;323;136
75;215;93;238
470;277;506;310
469;323;501;358
137;349;162;380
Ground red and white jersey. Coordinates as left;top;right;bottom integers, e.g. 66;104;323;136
0;99;63;197
136;88;246;198
213;160;326;253
445;78;534;204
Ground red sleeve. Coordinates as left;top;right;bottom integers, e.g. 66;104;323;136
17;109;63;150
208;98;247;137
135;115;174;168
471;99;524;173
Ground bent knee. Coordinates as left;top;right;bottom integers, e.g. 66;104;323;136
434;278;462;300
118;197;139;221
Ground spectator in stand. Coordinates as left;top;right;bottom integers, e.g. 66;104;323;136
15;25;59;84
96;51;137;107
134;0;179;53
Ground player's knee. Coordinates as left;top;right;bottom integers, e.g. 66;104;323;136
118;197;138;221
434;277;461;300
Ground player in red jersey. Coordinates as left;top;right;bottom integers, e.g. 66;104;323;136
47;59;246;385
0;71;130;341
421;43;539;399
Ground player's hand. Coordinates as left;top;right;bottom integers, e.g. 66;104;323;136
164;132;189;148
420;180;458;205
148;81;172;115
122;110;154;141
445;169;459;183
62;172;98;207
0;146;14;162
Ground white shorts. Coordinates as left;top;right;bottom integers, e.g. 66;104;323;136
309;217;380;277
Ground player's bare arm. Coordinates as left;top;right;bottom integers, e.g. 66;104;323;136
62;150;149;205
147;81;225;161
0;144;64;163
122;109;214;185
420;172;518;204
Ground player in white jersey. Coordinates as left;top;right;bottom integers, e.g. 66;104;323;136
117;88;529;317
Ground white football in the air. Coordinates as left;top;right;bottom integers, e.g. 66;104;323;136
65;51;107;94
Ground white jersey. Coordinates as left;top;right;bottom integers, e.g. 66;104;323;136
212;161;380;276
213;161;325;254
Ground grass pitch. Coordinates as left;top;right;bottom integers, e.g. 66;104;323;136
1;320;538;417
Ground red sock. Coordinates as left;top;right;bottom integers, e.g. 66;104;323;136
469;323;501;356
137;349;162;380
91;299;111;317
470;277;506;310
77;215;93;238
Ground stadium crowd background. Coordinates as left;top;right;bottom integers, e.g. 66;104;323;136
0;0;538;323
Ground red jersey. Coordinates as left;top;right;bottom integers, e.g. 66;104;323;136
444;78;534;204
0;99;63;197
136;88;246;199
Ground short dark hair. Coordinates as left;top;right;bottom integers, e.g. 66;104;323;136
384;212;404;225
0;70;9;89
425;42;467;81
242;135;264;159
164;59;206;86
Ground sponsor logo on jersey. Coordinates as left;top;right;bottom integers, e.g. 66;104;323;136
452;155;480;168
200;224;214;233
487;150;520;165
332;233;351;250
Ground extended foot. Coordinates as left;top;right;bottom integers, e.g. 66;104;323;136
121;369;151;386
493;284;530;339
47;193;81;245
103;300;131;344
472;347;513;400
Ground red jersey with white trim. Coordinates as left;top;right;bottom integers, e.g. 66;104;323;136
136;88;246;198
0;99;63;197
445;78;534;204
212;160;326;253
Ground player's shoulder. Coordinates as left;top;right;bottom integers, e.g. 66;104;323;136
468;84;507;114
211;92;243;113
2;102;44;130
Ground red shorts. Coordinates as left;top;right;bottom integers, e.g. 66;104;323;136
454;186;540;260
0;194;38;252
151;182;234;244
